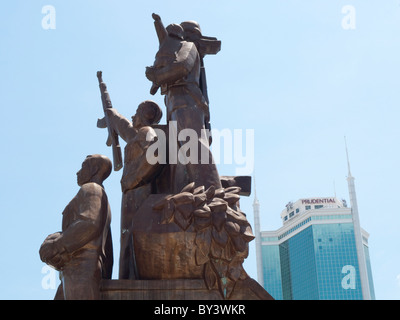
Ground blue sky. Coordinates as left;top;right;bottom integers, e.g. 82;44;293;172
0;0;399;300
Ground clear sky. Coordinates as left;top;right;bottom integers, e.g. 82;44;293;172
0;0;399;300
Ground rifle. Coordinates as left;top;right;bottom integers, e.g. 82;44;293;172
96;71;123;171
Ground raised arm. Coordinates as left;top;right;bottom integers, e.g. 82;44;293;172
105;108;136;142
152;13;167;46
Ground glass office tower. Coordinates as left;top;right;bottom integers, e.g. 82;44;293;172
257;197;375;300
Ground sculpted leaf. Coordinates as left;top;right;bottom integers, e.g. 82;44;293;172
227;261;242;281
161;201;175;224
208;198;228;213
176;202;194;220
241;224;255;242
153;196;172;210
225;221;240;236
180;182;195;193
193;186;205;195
221;239;236;262
212;228;228;248
195;228;212;248
211;210;226;232
193;206;211;218
173;209;191;230
195;244;210;266
194;193;207;207
225;277;236;300
231;235;247;253
204;185;215;200
193;216;212;231
214;188;225;199
224;186;241;194
210;240;223;259
223;193;240;206
171;192;194;205
204;262;217;290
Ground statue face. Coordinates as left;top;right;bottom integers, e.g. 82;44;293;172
76;159;93;186
131;114;143;129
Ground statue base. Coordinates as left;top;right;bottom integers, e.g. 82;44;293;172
100;278;273;300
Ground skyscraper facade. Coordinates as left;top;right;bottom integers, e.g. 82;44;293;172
257;197;375;300
254;144;375;300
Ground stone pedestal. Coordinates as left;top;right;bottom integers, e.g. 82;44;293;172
100;278;273;300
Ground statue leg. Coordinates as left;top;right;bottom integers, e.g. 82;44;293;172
61;253;102;300
119;184;152;279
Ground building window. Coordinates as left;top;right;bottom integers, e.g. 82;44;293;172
296;208;299;213
289;211;294;218
315;205;323;209
284;216;288;221
305;205;311;210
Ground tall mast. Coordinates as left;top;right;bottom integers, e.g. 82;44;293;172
345;137;371;300
253;176;264;286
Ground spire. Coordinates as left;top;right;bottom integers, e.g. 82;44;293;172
252;175;263;286
345;136;352;178
333;180;337;198
344;137;371;300
253;175;259;205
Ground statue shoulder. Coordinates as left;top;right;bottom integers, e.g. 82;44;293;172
137;126;158;140
181;41;197;53
182;40;195;48
79;182;105;197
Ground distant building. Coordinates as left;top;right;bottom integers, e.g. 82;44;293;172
253;143;375;300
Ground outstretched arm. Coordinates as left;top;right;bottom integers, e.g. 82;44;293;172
152;13;167;46
104;108;136;142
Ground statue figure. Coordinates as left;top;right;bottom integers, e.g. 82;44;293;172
39;154;113;300
37;13;273;300
145;13;221;193
100;99;163;279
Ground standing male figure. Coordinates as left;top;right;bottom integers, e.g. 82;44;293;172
145;13;221;193
39;154;113;300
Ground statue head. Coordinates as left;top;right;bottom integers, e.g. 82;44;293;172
77;154;112;187
181;21;202;39
166;23;184;40
181;20;221;57
132;100;162;128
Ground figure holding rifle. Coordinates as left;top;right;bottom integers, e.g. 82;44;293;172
96;71;163;279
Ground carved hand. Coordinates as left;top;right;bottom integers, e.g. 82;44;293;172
152;13;161;22
145;66;157;83
39;232;63;262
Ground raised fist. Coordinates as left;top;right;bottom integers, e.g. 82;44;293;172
152;13;161;22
